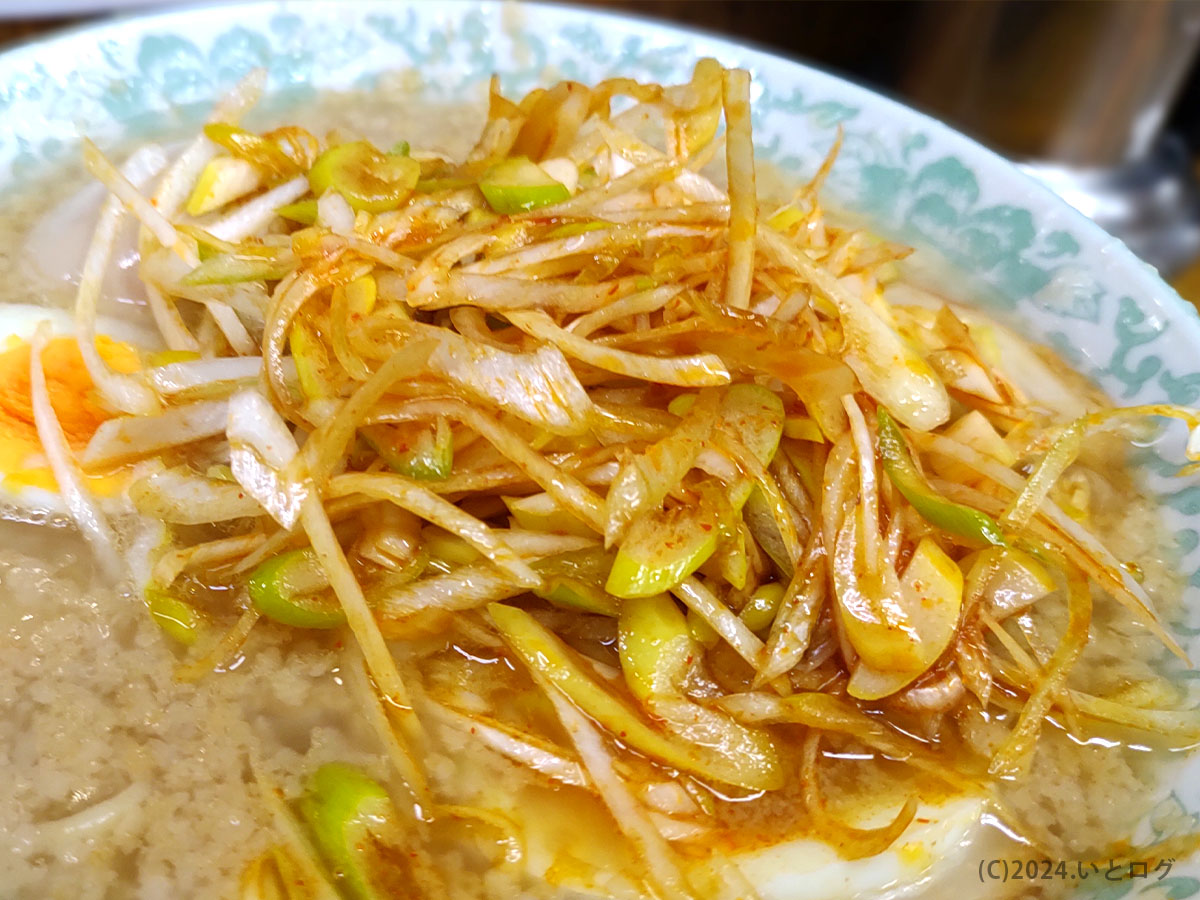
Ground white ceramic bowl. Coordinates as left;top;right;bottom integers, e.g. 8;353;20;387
2;3;1199;895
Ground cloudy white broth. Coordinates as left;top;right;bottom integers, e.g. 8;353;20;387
0;63;1198;900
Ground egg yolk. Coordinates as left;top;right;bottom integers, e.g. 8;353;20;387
0;333;140;493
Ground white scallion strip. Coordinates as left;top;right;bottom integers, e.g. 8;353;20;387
371;396;606;533
645;225;718;240
29;324;124;581
506;309;730;387
759;226;950;432
74;144;166;416
650;815;710;843
374;532;595;624
530;158;679;218
151;532;264;587
85;142;252;405
379;564;526;620
435;701;710;844
32;782;150;850
1071;691;1200;739
123;518;164;594
83;139;191;260
1001;421;1083;531
721;68;756;310
317;190;356;235
129;467;265;524
152;68;266;221
773;289;810;323
426;334;595;435
344;235;414;271
328;473;541;589
175;607;260;683
208;175;308;242
546;690;698;900
212;67;269;121
250;761;342;900
673;576;766;670
673;169;728;203
843;395;879;568
695;447;740;483
142;283;200;353
227;389;297;468
346;651;432;814
599;202;729;224
496;530;597;556
990;570;1092;778
567;284;684;337
301;337;436;483
596;116;663;169
154;141;218;226
139;71;267;352
435;702;709;843
447;306;506;348
433;703;588;787
711;431;803;565
227;389;307;528
582;461;619;487
917;431;1181;656
755;549;827;687
443;272;643;314
406;233;495;303
202;299;257;356
300;495;414;714
147;355;263;394
82;399;229;467
463;227;639;276
263;269;326;405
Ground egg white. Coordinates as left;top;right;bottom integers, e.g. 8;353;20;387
521;794;999;900
721;796;1000;900
0;302;155;520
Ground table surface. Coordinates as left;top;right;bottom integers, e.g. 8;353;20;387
0;18;68;46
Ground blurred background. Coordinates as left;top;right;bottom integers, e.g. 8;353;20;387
5;0;1200;293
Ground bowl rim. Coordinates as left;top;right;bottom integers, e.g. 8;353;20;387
1;0;1197;347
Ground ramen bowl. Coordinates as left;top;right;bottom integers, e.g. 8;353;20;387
2;3;1200;898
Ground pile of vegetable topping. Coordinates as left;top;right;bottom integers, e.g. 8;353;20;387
32;60;1200;899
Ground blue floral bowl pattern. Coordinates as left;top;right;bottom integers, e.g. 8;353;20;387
2;3;1200;895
